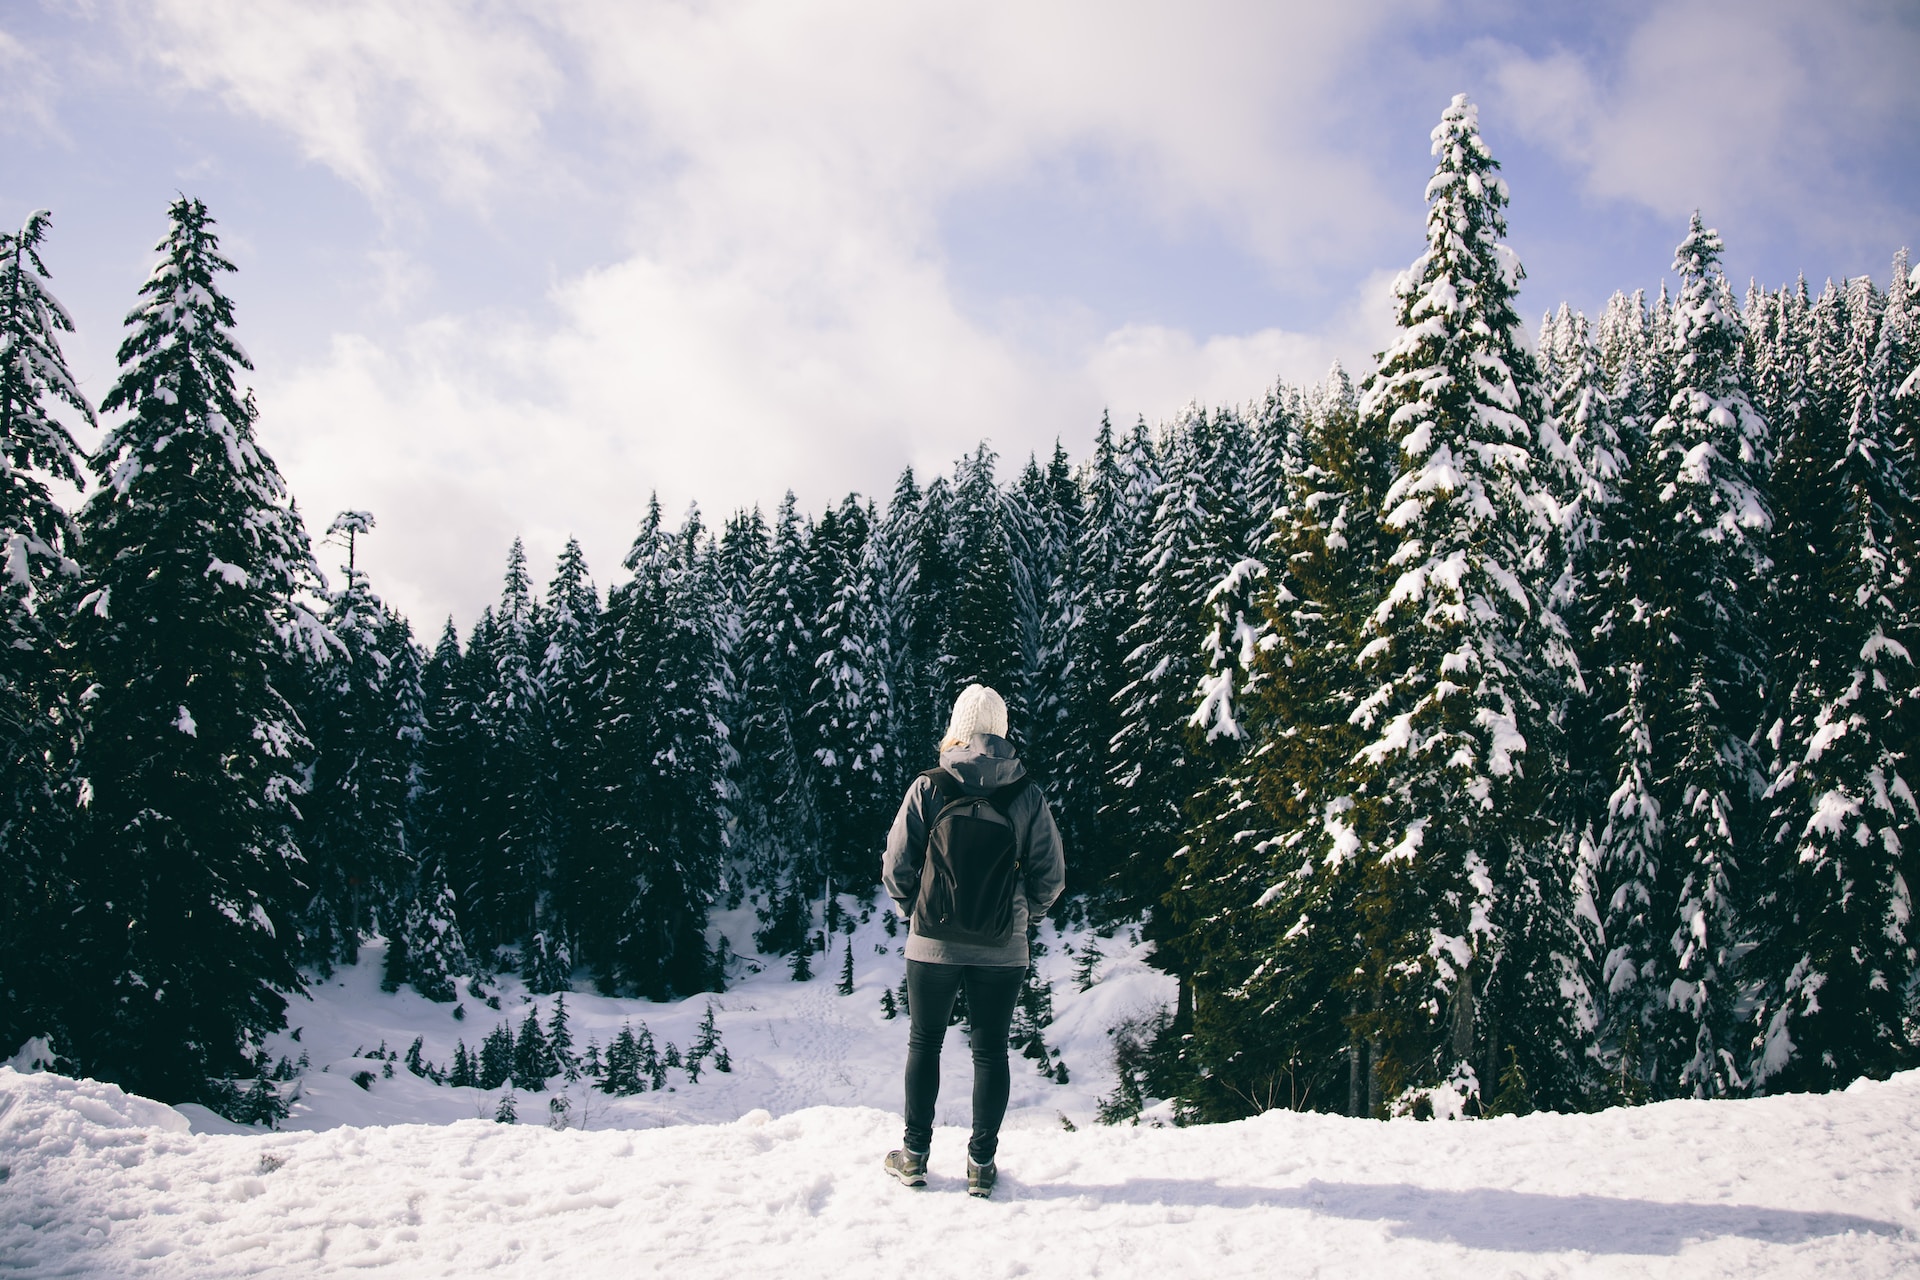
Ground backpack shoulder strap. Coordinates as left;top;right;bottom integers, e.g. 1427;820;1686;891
919;767;963;808
987;776;1033;812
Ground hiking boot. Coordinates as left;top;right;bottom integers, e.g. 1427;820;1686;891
966;1158;997;1199
884;1148;928;1187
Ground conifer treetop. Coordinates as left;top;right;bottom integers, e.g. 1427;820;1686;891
1363;94;1541;553
1655;213;1771;554
87;197;330;660
1;208;92;596
1;209;91;482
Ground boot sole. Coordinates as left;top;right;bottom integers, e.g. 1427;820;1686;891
890;1171;927;1188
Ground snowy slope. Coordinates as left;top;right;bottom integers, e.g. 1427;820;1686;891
4;1064;1918;1277
5;905;1918;1277
228;901;1175;1135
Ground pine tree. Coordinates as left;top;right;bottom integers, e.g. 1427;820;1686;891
0;208;92;1056
449;1039;476;1089
512;1005;551;1090
535;538;599;992
418;618;486;964
600;1023;641;1095
734;492;820;936
396;856;471;1002
65;198;330;1102
806;496;894;889
1344;97;1568;1115
466;539;551;971
1750;265;1918;1090
1607;215;1773;1098
1056;414;1156;904
836;939;855;994
547;994;579;1081
945;445;1021;709
688;1001;725;1074
1108;405;1257;1023
299;513;420;973
1172;365;1392;1119
583;500;730;998
477;1022;514;1091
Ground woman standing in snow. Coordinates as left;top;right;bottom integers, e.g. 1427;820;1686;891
880;684;1065;1198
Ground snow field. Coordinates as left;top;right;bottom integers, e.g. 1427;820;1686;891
5;1066;1918;1277
5;905;1918;1277
233;901;1173;1135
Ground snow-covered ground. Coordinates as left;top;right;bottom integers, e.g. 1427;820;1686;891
4;904;1918;1276
209;899;1175;1135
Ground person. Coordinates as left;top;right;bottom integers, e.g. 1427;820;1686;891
880;683;1065;1199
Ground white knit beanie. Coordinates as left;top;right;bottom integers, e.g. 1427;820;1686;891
944;684;1008;744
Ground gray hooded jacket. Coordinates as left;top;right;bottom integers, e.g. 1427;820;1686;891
882;734;1066;967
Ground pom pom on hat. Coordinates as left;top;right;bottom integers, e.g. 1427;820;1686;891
945;684;1008;743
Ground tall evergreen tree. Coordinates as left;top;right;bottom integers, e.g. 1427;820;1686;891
806;496;894;889
1173;366;1392;1118
584;500;730;998
535;537;598;990
1344;96;1569;1115
299;512;420;973
1598;214;1773;1099
0;209;92;1056
1751;267;1919;1089
945;445;1021;712
734;492;820;923
65;198;330;1101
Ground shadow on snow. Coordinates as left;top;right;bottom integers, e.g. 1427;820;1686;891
1004;1178;1904;1255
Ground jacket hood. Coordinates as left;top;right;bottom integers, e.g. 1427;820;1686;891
938;733;1026;791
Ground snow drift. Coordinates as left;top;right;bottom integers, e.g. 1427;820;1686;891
4;1062;1917;1277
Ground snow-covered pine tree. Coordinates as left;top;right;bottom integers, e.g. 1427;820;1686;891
65;197;332;1102
1345;97;1569;1116
469;539;553;975
0;208;92;1056
712;507;765;905
1108;404;1257;1014
477;1022;513;1091
734;492;820;937
870;470;928;787
944;445;1021;715
1171;365;1393;1118
396;855;471;1001
583;500;730;998
299;512;420;974
1054;415;1156;905
900;472;961;759
1007;444;1082;795
1750;264;1918;1090
537;538;598;990
419;617;486;958
806;496;894;890
511;1005;551;1091
1599;215;1773;1099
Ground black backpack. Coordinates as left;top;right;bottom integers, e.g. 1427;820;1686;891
912;768;1033;947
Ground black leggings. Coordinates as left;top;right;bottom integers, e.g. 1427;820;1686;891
902;959;1025;1164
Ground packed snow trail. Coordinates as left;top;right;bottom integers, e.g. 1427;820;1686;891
4;1066;1917;1278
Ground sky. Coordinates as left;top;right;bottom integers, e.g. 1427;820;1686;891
5;0;1918;631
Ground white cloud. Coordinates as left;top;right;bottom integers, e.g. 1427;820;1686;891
1486;0;1920;242
0;24;61;141
265;260;1399;630
128;1;1448;625
142;0;560;201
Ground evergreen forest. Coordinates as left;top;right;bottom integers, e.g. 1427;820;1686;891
4;97;1917;1120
